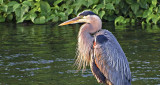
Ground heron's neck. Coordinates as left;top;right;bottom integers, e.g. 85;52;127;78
84;16;102;34
77;16;102;57
78;23;94;49
76;16;102;70
90;19;102;34
77;24;94;64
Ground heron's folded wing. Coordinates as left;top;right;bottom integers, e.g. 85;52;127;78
94;30;131;85
90;53;106;83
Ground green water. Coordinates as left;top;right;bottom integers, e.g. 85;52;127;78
0;23;159;85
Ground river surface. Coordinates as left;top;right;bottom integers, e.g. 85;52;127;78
0;23;160;85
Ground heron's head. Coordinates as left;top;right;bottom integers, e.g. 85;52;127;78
59;11;100;26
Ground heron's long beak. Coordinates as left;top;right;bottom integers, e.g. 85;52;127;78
59;16;81;26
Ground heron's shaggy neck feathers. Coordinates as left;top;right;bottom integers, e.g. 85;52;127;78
75;15;102;71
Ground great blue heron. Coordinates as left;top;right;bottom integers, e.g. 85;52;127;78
59;11;131;85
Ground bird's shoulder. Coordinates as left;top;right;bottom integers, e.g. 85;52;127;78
94;29;119;48
94;29;116;42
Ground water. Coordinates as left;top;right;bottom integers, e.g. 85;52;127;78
0;23;159;85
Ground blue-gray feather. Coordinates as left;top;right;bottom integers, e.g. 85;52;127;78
90;54;106;83
96;35;108;44
92;29;131;85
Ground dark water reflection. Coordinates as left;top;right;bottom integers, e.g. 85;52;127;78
0;23;159;85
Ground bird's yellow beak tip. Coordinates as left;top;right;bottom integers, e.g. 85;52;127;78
58;22;68;26
58;24;63;26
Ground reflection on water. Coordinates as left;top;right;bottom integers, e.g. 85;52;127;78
0;23;160;85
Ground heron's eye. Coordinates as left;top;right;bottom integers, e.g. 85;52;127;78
79;15;84;19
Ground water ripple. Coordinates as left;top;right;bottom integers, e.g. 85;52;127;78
20;66;51;71
7;59;54;66
4;53;33;59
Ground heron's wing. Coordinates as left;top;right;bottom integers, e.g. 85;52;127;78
93;30;131;85
90;50;106;84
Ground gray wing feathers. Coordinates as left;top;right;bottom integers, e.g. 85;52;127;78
90;52;106;83
94;30;131;85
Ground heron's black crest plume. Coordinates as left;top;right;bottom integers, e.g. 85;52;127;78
78;11;97;16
